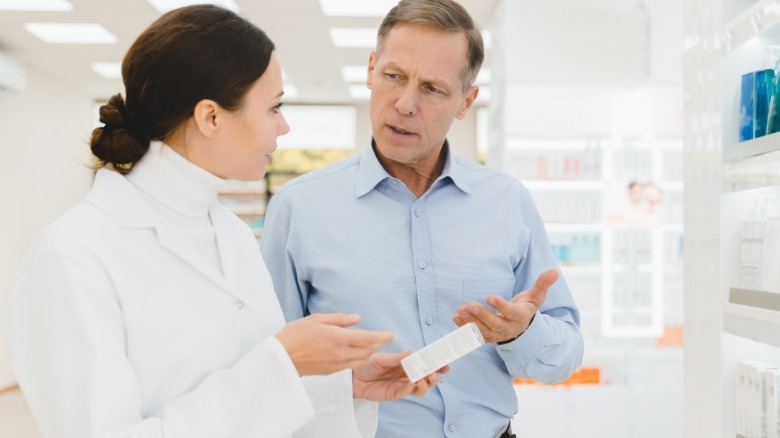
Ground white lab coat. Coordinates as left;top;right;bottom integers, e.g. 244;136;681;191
7;167;376;438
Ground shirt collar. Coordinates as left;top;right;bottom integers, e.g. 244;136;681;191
355;138;471;198
127;141;225;217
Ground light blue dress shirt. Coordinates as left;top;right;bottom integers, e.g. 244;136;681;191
261;141;584;438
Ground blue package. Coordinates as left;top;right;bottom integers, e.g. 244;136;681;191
741;71;755;141
754;68;774;138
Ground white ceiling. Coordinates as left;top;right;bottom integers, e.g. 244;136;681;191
0;0;498;103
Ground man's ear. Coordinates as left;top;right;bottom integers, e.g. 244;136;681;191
192;99;220;138
456;85;479;120
367;51;377;89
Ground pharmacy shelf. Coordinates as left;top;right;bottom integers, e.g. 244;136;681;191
659;181;683;191
546;223;603;232
230;207;265;219
523;180;604;190
559;264;601;276
512;385;682;438
723;133;780;163
723;302;780;349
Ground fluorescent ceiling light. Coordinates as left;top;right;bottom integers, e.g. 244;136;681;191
330;28;376;48
482;30;492;50
0;0;72;10
284;84;299;99
348;84;370;100
476;68;491;85
319;0;396;17
146;0;239;13
91;62;122;79
342;65;367;83
24;23;117;44
475;86;491;102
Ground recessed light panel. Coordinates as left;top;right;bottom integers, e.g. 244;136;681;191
330;28;377;48
91;62;122;79
348;84;370;100
284;84;299;99
476;68;491;85
0;0;72;11
319;0;396;17
24;23;117;44
146;0;239;13
342;65;367;83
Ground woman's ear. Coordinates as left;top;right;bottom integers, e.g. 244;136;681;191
192;99;220;138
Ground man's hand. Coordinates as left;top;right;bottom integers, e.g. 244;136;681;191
352;351;448;401
452;269;559;344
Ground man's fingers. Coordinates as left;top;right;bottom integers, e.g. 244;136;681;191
369;350;410;369
509;269;559;307
461;303;506;332
485;295;526;320
534;269;559;292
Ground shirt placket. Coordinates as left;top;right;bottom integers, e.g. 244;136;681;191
410;196;437;341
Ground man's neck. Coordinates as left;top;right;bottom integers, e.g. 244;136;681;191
374;144;446;198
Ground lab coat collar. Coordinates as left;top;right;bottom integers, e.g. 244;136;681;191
87;168;238;295
355;138;471;198
127;142;224;217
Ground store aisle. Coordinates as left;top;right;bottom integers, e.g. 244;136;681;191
0;387;40;438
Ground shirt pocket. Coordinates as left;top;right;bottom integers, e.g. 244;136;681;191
462;274;517;307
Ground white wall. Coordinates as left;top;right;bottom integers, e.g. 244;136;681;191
0;65;94;389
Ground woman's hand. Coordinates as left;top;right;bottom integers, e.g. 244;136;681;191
352;351;448;401
276;313;396;376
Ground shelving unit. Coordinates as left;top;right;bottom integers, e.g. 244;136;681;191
719;2;780;435
504;136;682;336
217;180;268;239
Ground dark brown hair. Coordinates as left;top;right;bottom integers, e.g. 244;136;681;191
90;5;275;174
376;0;484;93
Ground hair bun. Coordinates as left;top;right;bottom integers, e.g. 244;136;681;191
100;94;131;129
90;93;150;174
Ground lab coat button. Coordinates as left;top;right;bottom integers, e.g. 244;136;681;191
236;300;245;310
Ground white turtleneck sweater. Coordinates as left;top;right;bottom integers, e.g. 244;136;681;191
127;142;225;274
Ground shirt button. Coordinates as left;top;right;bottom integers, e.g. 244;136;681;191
419;260;426;269
236;300;245;310
414;209;421;217
448;424;456;432
425;316;433;325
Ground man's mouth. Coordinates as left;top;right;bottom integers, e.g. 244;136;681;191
389;124;413;135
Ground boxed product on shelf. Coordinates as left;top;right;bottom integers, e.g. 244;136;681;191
737;361;779;438
767;368;780;438
741;69;774;142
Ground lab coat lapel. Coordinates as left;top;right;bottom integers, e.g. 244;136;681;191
208;203;239;293
87;168;235;294
153;223;234;293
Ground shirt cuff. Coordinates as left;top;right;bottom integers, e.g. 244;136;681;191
494;310;549;362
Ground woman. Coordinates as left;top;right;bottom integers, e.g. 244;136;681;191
7;5;441;438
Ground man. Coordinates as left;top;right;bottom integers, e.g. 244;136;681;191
261;1;584;437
